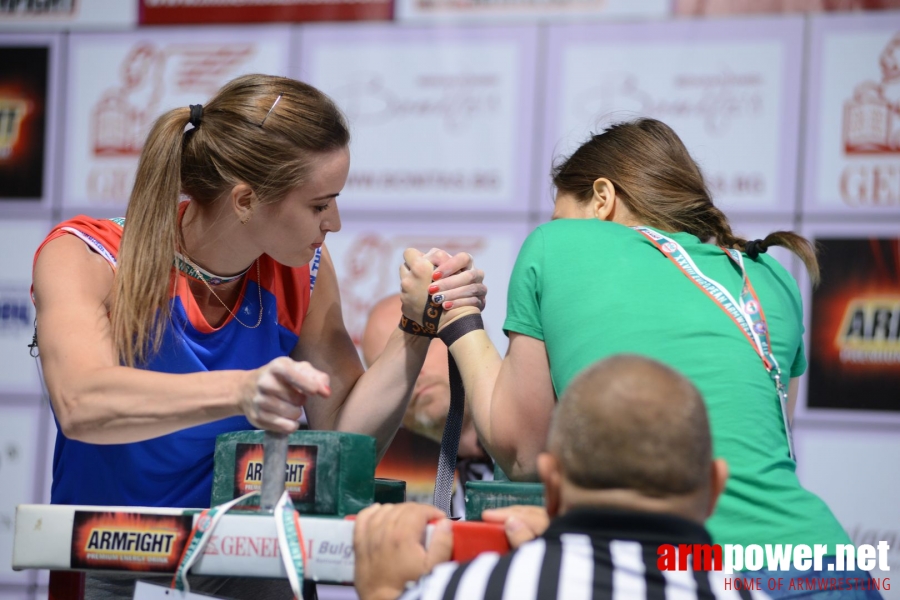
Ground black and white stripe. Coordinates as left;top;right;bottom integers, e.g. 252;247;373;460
398;535;771;600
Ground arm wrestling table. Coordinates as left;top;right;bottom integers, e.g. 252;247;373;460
13;431;510;600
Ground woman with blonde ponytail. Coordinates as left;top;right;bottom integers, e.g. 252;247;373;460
399;118;879;600
31;75;484;539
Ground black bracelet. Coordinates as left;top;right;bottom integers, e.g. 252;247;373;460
438;313;484;347
398;314;437;338
398;295;444;338
421;295;442;334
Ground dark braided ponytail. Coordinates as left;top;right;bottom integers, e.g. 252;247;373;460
552;118;820;285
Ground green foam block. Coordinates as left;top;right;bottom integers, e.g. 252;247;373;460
373;478;406;504
211;430;376;516
464;480;545;522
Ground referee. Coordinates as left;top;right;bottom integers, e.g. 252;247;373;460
353;354;770;600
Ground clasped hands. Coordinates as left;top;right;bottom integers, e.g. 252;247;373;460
399;248;487;333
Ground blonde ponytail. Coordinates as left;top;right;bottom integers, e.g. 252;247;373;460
111;108;189;367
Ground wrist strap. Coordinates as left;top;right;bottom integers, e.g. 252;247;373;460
399;314;437;338
432;312;483;516
438;313;484;347
398;295;444;338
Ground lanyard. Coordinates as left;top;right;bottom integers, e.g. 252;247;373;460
275;490;308;598
633;226;795;461
171;491;307;599
171;492;258;593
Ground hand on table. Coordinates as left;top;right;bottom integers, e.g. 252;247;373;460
481;505;550;549
354;502;454;600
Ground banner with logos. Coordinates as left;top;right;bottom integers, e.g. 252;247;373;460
296;25;538;215
140;0;391;24
0;34;62;212
797;222;900;424
63;26;292;211
0;404;42;585
805;12;900;214
395;0;668;23
322;217;528;354
0;0;136;31
0;220;50;395
542;17;804;218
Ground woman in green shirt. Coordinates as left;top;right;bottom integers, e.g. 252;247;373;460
402;118;878;598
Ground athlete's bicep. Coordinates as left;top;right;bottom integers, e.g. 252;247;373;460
32;235;118;421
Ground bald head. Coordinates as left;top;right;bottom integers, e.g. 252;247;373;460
549;355;713;501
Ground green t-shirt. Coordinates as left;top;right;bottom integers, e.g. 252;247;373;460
504;219;850;548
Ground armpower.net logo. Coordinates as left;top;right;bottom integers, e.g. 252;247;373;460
658;542;891;594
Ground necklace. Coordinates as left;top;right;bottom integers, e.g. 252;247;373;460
180;254;263;329
174;251;250;285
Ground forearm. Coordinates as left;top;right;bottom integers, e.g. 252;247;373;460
451;331;553;481
46;364;247;444
486;361;545;481
446;331;503;460
332;329;430;457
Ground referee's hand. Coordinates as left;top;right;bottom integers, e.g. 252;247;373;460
481;505;550;549
354;502;454;600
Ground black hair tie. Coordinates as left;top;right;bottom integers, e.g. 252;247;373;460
745;239;768;259
189;104;203;128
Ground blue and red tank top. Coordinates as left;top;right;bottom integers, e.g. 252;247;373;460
33;207;319;508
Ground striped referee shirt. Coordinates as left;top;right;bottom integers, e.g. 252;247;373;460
399;507;771;600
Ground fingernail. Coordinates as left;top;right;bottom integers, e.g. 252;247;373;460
506;518;524;532
323;384;332;395
428;284;439;294
432;271;443;281
443;301;453;309
438;519;453;532
432;293;445;304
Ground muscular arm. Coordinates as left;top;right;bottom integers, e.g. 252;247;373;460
292;247;430;457
448;329;555;481
33;235;253;444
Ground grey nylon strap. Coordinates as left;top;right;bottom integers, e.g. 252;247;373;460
433;314;485;516
433;355;464;516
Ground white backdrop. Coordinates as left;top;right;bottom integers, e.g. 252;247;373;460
0;220;50;395
542;17;804;219
296;25;538;214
